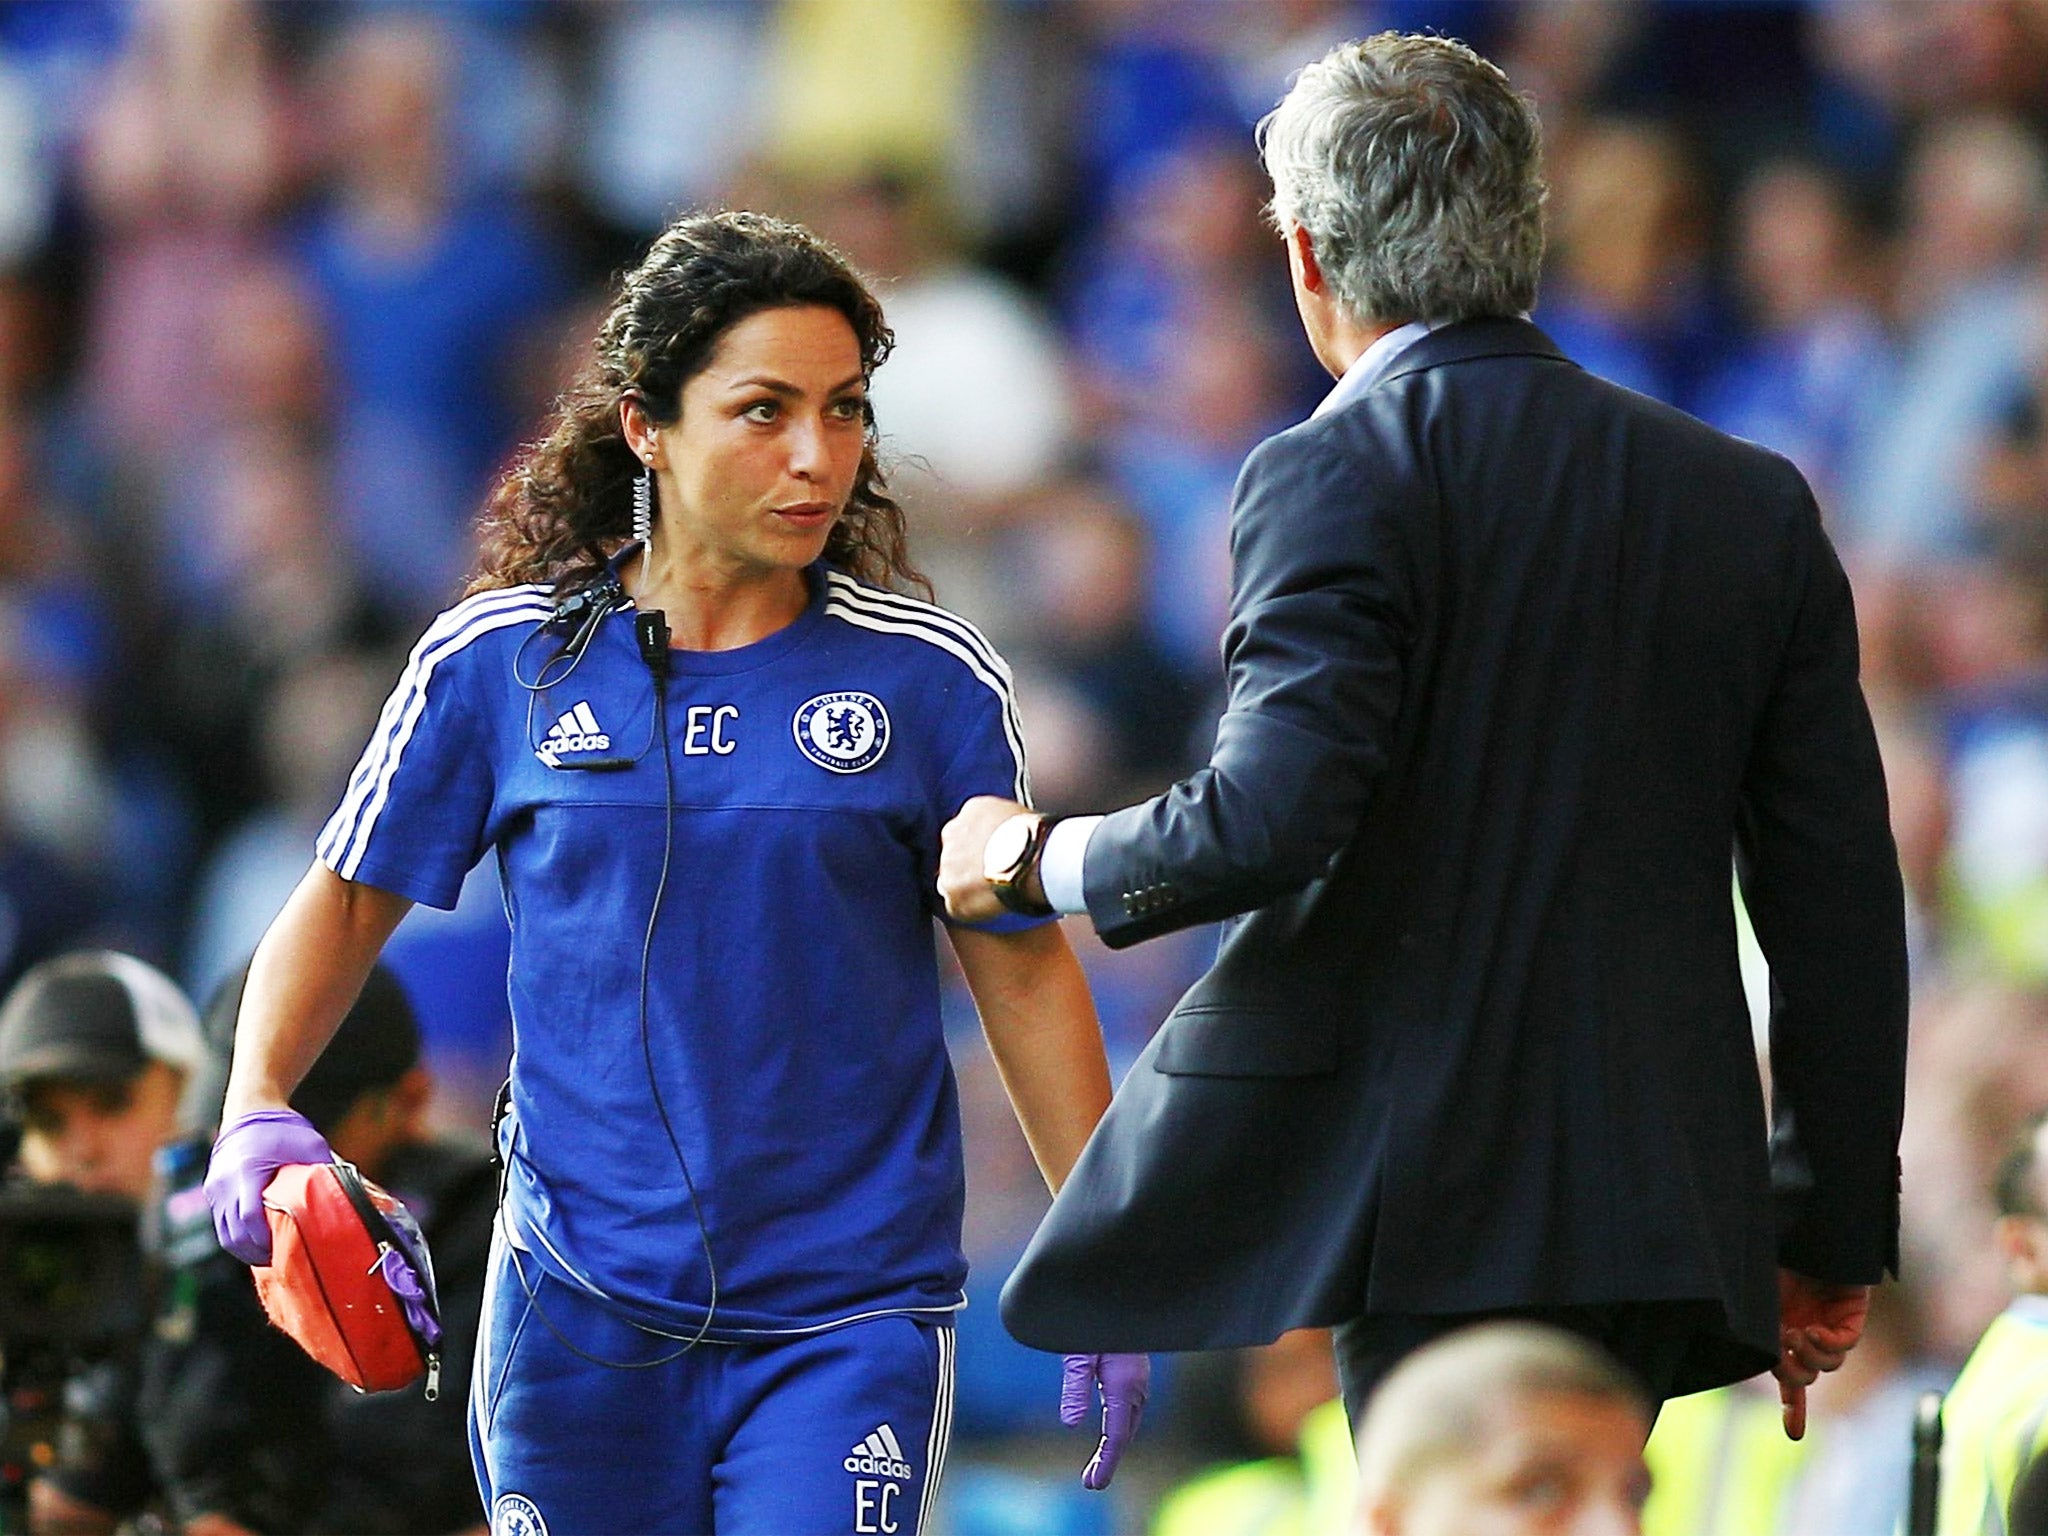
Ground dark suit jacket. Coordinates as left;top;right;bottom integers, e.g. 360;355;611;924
1002;318;1908;1395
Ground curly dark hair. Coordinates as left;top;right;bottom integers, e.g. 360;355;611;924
472;209;926;597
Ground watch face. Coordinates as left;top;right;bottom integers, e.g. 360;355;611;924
985;814;1036;881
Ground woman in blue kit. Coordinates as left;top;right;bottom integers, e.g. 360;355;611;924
203;211;1149;1535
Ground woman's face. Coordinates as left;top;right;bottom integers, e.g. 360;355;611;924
649;304;869;582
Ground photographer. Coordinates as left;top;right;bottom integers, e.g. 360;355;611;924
2;953;492;1536
138;961;493;1536
0;951;210;1535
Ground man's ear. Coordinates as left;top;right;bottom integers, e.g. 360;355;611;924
1289;223;1328;296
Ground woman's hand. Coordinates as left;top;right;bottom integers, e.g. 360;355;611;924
938;796;1032;923
205;1108;333;1265
1062;1352;1151;1489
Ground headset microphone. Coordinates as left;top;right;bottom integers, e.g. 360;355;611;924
516;568;670;772
636;611;671;682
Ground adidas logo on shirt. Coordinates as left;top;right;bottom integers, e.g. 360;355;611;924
842;1423;914;1480
535;701;611;767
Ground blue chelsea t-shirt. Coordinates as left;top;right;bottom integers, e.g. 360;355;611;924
316;565;1042;1338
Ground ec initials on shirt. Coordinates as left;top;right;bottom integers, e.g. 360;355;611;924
854;1480;901;1533
683;705;738;755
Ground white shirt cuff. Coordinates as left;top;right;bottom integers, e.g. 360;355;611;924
1039;815;1102;916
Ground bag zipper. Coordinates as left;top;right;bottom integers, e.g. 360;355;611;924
366;1239;442;1400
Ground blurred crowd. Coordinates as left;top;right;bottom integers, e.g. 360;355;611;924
0;0;2047;1530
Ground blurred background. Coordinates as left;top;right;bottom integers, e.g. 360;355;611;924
0;0;2045;1530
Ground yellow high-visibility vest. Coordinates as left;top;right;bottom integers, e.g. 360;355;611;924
1151;1396;1358;1536
1939;1296;2048;1536
1643;1384;1809;1536
1151;1458;1306;1536
1298;1398;1357;1535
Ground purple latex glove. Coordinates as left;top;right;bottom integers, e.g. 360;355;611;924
205;1108;332;1265
1060;1353;1151;1490
373;1244;443;1346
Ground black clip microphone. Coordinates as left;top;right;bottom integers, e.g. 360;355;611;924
636;610;671;683
548;571;624;636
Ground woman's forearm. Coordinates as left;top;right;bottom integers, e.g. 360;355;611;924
950;922;1112;1194
221;862;413;1121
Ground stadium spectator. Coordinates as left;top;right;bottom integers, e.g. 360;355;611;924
1065;0;1246;228
1351;1323;1652;1536
180;650;390;1005
1536;117;1728;413
805;170;1076;516
0;613;114;983
291;10;568;617
1061;132;1317;430
574;2;769;234
1931;530;2048;985
1150;1329;1348;1536
1007;478;1211;804
1696;158;1893;517
74;0;291;465
1840;115;2048;564
1937;1109;2048;1535
1900;984;2048;1361
1102;291;1293;675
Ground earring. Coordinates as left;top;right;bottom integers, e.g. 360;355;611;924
632;463;654;546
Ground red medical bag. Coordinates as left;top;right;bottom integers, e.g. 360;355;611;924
252;1160;442;1397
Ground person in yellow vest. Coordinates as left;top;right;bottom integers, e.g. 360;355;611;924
1299;1396;1359;1536
1641;1280;1937;1535
1640;1382;1809;1536
1351;1322;1652;1536
1941;1112;2048;1535
1152;1330;1342;1536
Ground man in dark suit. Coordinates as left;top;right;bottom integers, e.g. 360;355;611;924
939;31;1907;1436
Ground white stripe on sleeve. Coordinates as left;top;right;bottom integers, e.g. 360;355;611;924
822;577;1030;804
319;586;547;865
321;592;551;880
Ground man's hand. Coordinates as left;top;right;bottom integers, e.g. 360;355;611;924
939;795;1033;923
1772;1270;1870;1440
1061;1353;1150;1489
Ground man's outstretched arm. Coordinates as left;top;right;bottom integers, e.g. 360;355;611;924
942;427;1416;943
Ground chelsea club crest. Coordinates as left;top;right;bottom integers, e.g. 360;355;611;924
794;691;890;773
492;1494;548;1536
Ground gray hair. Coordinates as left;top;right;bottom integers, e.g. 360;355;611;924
1258;32;1546;326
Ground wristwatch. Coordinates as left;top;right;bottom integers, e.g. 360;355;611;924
983;811;1060;917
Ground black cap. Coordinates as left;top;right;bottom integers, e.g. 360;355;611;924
204;961;421;1139
0;951;208;1093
